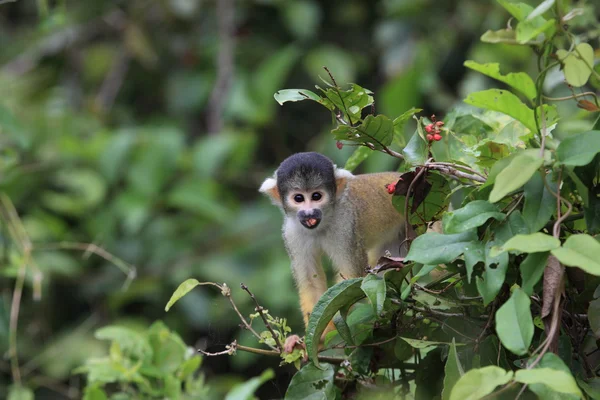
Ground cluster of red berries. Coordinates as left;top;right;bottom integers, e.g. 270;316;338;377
425;117;444;142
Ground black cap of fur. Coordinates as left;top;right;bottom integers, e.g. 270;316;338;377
276;152;336;196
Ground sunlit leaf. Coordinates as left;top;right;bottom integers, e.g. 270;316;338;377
489;149;543;203
515;368;583;397
465;89;537;132
551;234;600;276
464;61;536;100
405;230;477;265
556;43;595;87
165;279;222;311
449;366;513;400
225;369;274;400
495;288;534;355
500;233;561;254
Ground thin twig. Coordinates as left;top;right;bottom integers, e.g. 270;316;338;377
403;164;430;252
240;283;284;351
221;285;278;351
95;48;130;113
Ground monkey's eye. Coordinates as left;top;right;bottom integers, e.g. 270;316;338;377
293;194;305;203
311;192;322;201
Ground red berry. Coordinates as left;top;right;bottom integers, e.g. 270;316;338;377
425;124;433;133
433;133;442;141
435;121;444;127
426;134;433;141
336;141;343;150
386;183;396;194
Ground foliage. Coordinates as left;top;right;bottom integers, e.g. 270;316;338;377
169;1;600;398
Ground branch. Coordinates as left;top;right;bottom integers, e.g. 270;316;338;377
240;283;284;351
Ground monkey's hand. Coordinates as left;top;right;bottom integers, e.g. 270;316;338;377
283;334;308;361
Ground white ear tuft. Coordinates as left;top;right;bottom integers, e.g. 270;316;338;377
259;176;281;204
259;177;277;193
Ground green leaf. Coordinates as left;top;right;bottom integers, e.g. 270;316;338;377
556;43;595;87
400;337;460;349
515;368;583;397
556;130;600;167
464;89;537;132
405;230;478;265
476;241;509;305
442;200;505;234
516;18;555;44
577;377;600;400
489;150;543;203
442;339;464;400
344;146;372;172
333;115;394;149
590;298;600;338
449;366;513;400
497;0;534;20
500;233;561;254
321;83;373;122
522;171;556;232
94;326;152;361
225;369;275;400
8;386;34;400
361;274;386;316
551;234;600;276
463;61;536;100
481;29;519;44
464;242;485;283
306;278;364;367
285;363;336;400
165;279;222;311
495;288;534;356
274;89;332;109
83;385;108;400
520;252;550;296
402;128;428;167
527;0;555;20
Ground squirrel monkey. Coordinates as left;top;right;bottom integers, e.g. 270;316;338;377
260;152;405;328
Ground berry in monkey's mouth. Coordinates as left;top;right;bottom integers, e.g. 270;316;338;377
302;218;320;229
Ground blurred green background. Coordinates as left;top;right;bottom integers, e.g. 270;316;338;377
1;0;597;398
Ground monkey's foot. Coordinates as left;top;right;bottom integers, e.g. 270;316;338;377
283;334;308;361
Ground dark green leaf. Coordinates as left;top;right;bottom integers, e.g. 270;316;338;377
556;130;600;167
520;252;549;295
306;278;364;367
402;129;428;167
523;171;557;232
464;242;485;283
442;339;464;400
285;363;336;400
589;298;600;338
442;200;505;234
476;241;509;305
405;230;478;265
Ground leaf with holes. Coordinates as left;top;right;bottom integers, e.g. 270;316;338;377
285;363;336;400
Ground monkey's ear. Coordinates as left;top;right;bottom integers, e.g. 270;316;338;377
259;177;281;204
334;168;354;196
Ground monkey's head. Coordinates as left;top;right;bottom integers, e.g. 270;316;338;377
259;152;353;230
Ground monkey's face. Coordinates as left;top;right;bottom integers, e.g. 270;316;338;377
284;189;331;230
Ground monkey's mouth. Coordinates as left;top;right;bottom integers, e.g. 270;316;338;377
300;217;321;229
